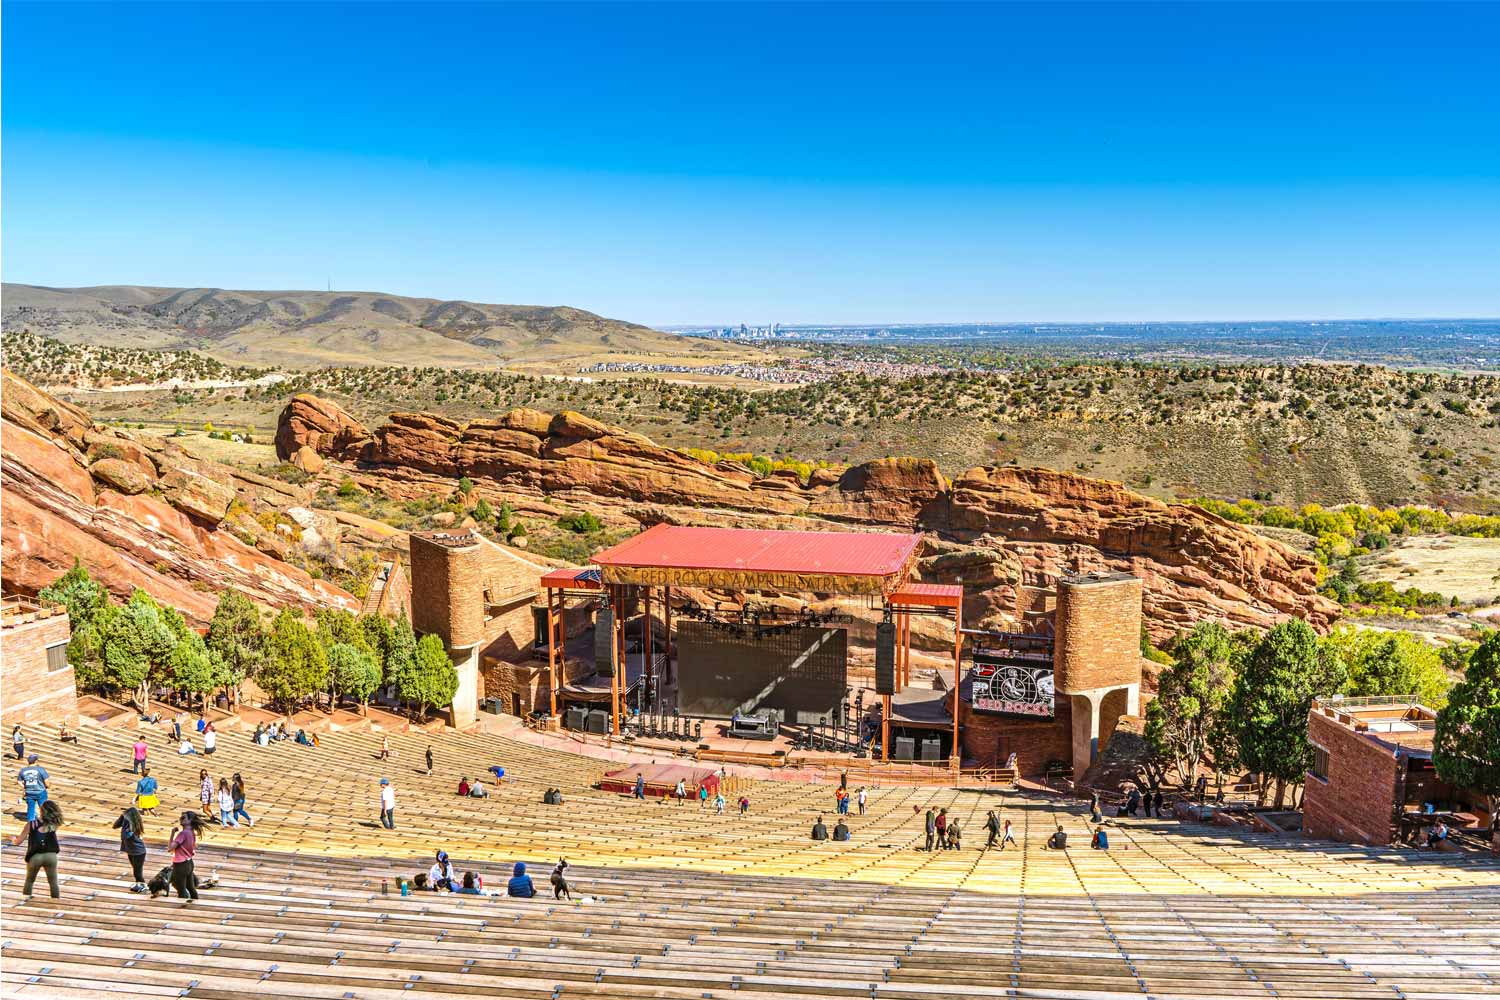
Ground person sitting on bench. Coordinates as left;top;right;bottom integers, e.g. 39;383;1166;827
1091;826;1110;850
1046;824;1068;850
294;729;313;746
467;779;488;798
811;815;829;841
429;851;456;891
1426;821;1449;848
832;819;850;841
506;861;537;897
458;777;471;797
454;871;484;895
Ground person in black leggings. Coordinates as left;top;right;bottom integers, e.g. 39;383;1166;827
168;811;207;900
113;805;149;891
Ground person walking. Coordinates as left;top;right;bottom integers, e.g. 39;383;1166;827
1152;790;1165;818
923;808;936;851
674;778;687;806
113;805;149;891
634;773;645;799
714;791;726;815
425;745;434;775
203;723;217;756
857;787;868;816
131;736;149;775
168;811;206;899
947;819;962;850
17;754;49;823
217;778;237;827
16;799;63;898
198;769;215;822
698;784;709;810
935;808;948;850
379;777;396;829
230;773;254;827
134;766;160;815
379;735;391;761
172;713;184;743
1089;791;1102;825
985;810;1001;848
11;724;24;761
999;818;1017;850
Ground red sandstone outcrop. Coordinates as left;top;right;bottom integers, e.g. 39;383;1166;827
3;372;358;623
276;393;1339;638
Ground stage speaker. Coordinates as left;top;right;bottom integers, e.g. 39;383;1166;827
875;621;896;695
586;709;609;734
565;706;588;731
895;736;916;761
531;606;549;652
594;608;614;676
920;737;941;762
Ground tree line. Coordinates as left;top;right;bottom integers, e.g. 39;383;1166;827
39;562;458;720
1145;618;1499;830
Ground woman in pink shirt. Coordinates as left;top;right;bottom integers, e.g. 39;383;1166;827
168;810;206;899
131;737;148;775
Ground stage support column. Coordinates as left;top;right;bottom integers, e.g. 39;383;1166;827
546;588;558;717
881;693;891;762
951;602;964;770
899;611;909;689
643;586;653;696
663;585;673;685
611;585;624;736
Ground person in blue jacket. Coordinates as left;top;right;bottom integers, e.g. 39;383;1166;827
1091;826;1110;850
506;861;536;897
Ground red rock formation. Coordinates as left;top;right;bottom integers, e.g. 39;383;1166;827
277;393;1338;638
3;373;358;623
273;394;372;462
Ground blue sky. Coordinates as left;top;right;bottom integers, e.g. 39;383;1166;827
4;2;1497;325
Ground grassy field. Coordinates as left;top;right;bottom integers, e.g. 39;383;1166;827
1356;535;1500;606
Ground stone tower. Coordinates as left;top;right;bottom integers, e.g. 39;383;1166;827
408;530;484;727
1053;572;1144;777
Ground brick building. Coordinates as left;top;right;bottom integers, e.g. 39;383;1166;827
408;531;577;726
1;597;77;727
1303;696;1489;847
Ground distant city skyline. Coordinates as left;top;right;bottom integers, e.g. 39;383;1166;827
4;2;1498;326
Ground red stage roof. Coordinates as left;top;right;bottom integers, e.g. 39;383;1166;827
590;524;923;595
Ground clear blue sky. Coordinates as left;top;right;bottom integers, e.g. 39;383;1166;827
4;2;1497;325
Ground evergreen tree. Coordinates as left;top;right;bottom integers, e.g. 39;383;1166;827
206;591;265;707
382;612;419;689
397;633;459;720
1230;619;1347;808
39;559;109;632
1145;622;1236;785
259;608;329;714
328;641;382;708
100;590;176;713
170;632;227;713
1433;631;1500;838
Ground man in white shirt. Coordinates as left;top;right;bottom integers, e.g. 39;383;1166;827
379;778;396;829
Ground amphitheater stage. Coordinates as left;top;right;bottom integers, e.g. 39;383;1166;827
599;762;719;798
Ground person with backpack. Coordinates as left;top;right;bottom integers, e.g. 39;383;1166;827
168;811;207;899
15;799;63;898
113;805;149;891
1091;825;1110;851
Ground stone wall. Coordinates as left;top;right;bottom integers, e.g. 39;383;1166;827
1;613;78;727
1302;711;1402;845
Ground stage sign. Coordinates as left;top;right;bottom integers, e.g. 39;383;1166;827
970;649;1055;718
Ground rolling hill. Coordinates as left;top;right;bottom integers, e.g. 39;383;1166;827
0;283;746;368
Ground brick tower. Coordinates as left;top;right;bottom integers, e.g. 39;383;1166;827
409;531;484;727
1053;572;1144;777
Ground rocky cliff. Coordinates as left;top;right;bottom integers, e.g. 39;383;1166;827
278;394;1338;638
3;371;358;622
